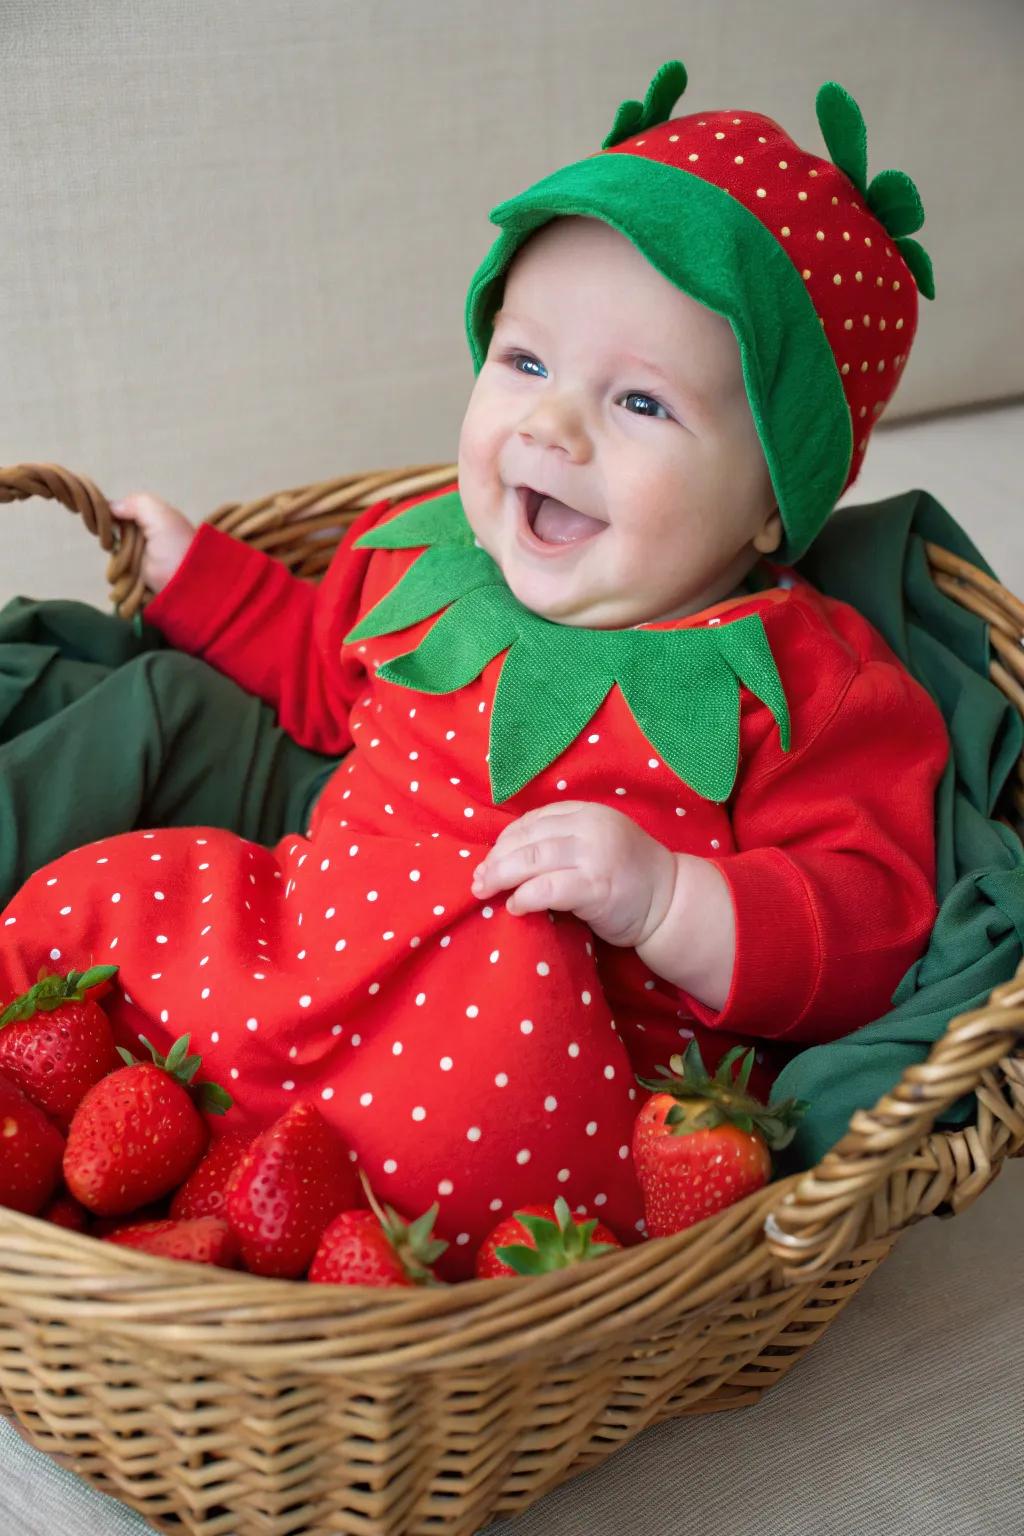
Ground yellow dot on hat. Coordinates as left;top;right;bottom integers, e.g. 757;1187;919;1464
636;139;645;146
865;236;873;247
802;268;811;279
758;135;767;143
863;314;871;325
816;230;825;241
896;318;904;330
669;134;679;142
860;360;869;372
859;406;867;418
778;159;788;169
715;131;725;139
855;271;863;282
833;273;842;284
878;359;886;371
688;152;699;162
879;318;886;331
734;154;744;164
876;275;884;287
698;120;706;126
893;280;901;291
733;118;742;124
873;401;884;414
780;225;791;236
843;231;851;241
886;246;893;257
809;168;818;177
798;191;808;201
841;362;850;374
832;196;839;206
756;187;767;197
844;318;853;330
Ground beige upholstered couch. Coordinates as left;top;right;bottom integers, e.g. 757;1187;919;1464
2;4;1022;1533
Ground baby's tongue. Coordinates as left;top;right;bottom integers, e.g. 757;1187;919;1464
533;496;605;544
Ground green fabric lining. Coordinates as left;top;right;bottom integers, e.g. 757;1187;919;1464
463;152;852;564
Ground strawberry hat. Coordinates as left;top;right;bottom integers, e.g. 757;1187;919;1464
464;60;935;564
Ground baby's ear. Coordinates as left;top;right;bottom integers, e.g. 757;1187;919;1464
753;508;783;555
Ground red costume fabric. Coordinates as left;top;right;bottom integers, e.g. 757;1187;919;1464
0;483;949;1278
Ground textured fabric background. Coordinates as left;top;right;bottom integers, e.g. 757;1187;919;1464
2;0;1023;610
3;1158;1021;1535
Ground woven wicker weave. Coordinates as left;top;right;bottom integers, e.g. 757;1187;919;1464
1;461;1022;1536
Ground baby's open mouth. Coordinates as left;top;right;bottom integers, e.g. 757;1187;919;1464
517;486;608;546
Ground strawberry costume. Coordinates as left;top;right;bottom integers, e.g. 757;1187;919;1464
0;63;948;1279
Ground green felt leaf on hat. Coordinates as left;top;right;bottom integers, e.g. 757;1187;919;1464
601;60;688;151
815;82;868;195
894;235;936;301
343;489;792;806
866;168;925;238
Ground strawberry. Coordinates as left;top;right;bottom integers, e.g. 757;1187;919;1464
0;964;121;1132
104;1216;241;1269
308;1169;448;1286
633;1041;807;1237
39;1188;91;1232
169;1129;253;1221
0;1068;66;1214
475;1195;623;1278
224;1102;363;1278
63;1033;232;1216
91;1199;171;1237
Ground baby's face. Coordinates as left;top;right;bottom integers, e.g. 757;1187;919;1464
458;217;782;628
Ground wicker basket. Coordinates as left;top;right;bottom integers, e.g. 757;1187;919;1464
1;460;1022;1536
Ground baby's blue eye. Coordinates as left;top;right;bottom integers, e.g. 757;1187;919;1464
509;353;547;378
621;392;669;420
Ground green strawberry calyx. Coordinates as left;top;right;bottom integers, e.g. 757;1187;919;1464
357;1167;449;1286
494;1195;620;1277
115;1032;234;1116
637;1040;808;1153
0;964;119;1029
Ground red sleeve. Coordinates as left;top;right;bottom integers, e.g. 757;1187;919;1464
142;496;396;755
671;600;950;1045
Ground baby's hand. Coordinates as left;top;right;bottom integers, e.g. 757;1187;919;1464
471;801;678;950
109;492;196;594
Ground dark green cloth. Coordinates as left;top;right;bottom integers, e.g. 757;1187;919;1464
773;488;1024;1171
0;597;341;907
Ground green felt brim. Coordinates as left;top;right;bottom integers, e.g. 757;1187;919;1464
464;153;853;564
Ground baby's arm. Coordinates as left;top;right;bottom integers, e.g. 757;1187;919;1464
113;490;392;755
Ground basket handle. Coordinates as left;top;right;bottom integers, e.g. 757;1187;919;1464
1;462;148;618
764;962;1024;1277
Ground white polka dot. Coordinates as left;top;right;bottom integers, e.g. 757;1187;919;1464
410;781;419;792
489;949;500;963
392;1040;403;1055
536;961;550;976
96;857;108;864
415;992;427;1006
439;935;451;948
159;1009;169;1023
324;906;336;919
456;1233;470;1245
201;988;210;1000
494;1071;509;1087
585;1121;598;1136
359;1092;373;1106
3;918;14;926
59;905;72;916
463;807;474;818
49;948;61;960
581;990;592;1005
351;1033;362;1046
382;930;395;941
432;904;445;916
438;1178;453;1196
367;890;379;902
516;1149;531;1165
156;935;168;944
412;1106;427;1121
154;891;165;901
568;1042;580;1057
519;1019;534;1035
409;869;421;882
440;1056;453;1071
446;730;456;740
283;1079;295;1091
369;982;380;996
111;893;121;904
245;1017;259;1032
544;1095;558;1111
150;854;161;862
482;906;493;919
618;1144;630;1159
383;1159;397;1174
467;1126;482;1141
614;788;626;796
593;1193;607;1207
466;1004;479;1018
557;1168;570;1183
556;779;567;790
603;1065;616;1079
299;995;312;1008
335;937;347;952
349;845;359;857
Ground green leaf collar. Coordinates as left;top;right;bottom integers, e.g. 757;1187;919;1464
345;490;792;805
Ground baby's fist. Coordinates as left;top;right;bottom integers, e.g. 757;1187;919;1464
109;492;196;594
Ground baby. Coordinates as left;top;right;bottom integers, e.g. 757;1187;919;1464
0;61;948;1278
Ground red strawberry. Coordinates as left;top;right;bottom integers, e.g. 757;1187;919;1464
0;964;122;1132
0;1068;65;1214
170;1129;253;1221
309;1171;448;1287
63;1032;232;1216
224;1102;363;1278
104;1216;241;1269
39;1188;91;1232
475;1195;622;1278
633;1042;806;1238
